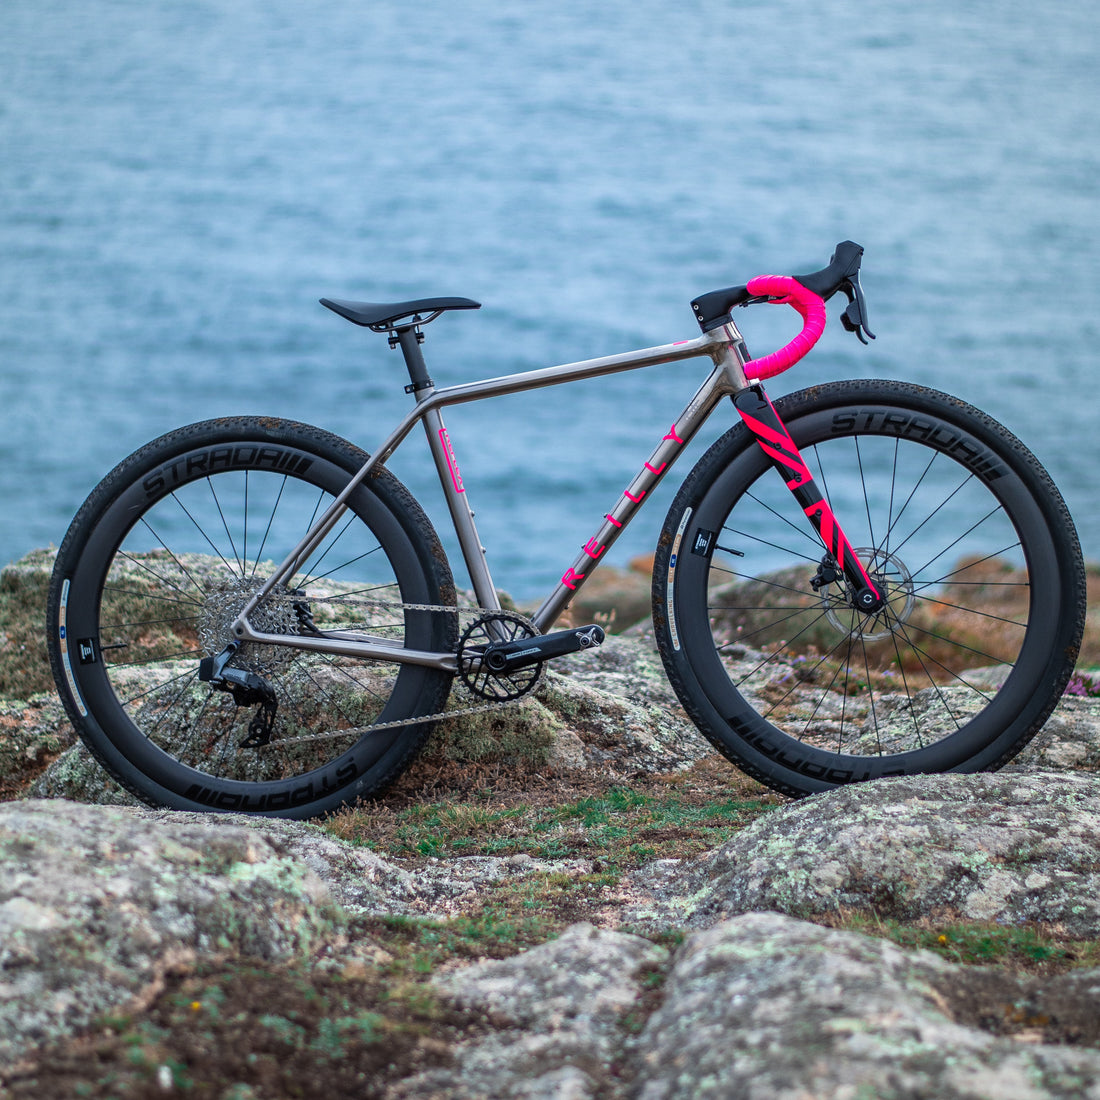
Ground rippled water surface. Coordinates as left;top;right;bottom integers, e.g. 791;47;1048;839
2;0;1098;595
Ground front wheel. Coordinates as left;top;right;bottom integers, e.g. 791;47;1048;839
653;380;1085;797
47;417;457;818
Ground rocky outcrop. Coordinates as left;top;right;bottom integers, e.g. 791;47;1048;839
406;912;1100;1099
4;550;1100;1096
396;922;668;1099
24;632;713;806
0;800;342;1063
21;629;1100;808
635;913;1100;1099
5;774;1100;1094
1012;694;1100;771
623;771;1100;934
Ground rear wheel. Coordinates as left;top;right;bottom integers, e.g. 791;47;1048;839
47;417;457;818
654;380;1085;797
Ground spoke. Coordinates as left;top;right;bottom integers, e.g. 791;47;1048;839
719;604;836;676
298;511;358;587
250;475;289;579
894;609;1022;667
712;569;819;601
882;449;939;549
888;472;976;560
174;687;228;763
858;631;882;754
164;494;241;579
853;435;877;550
213;712;241;771
111;663;202;708
271;660;374;739
242;471;250;572
885;627;925;750
115;544;208;607
885;437;900;559
713;603;833;651
708;602;836;612
908;543;1029;593
794;648;854;752
206;476;243;574
100;613;200;631
102;583;203;613
738;485;825;554
744;630;850;727
892;619;1000;700
909;510;1018;580
301;542;387;587
716;527;822;569
295;651;392;709
107;646;204;670
910;591;1028;631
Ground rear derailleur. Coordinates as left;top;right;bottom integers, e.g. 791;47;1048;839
199;642;278;749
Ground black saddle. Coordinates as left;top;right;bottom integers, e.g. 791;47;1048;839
320;295;481;332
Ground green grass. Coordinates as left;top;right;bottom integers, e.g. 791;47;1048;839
832;912;1100;973
327;784;776;871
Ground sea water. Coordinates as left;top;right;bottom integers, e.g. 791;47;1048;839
2;0;1098;597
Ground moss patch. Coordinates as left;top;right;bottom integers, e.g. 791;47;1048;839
0;954;464;1099
0;552;56;700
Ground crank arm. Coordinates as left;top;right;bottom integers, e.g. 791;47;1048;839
480;624;605;674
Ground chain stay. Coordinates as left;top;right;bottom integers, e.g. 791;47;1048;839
248;597;525;748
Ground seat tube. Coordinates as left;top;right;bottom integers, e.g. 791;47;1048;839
421;405;502;613
391;324;502;612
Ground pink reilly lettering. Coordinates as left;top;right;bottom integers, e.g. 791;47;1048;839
561;422;685;592
583;537;605;560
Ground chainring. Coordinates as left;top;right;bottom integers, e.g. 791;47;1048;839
457;610;543;701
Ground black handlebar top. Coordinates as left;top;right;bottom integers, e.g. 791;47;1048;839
691;240;873;342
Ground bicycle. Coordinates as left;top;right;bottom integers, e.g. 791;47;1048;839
46;241;1086;818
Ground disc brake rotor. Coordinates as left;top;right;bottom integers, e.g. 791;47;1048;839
822;548;915;642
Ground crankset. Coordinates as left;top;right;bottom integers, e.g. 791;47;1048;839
457;611;605;702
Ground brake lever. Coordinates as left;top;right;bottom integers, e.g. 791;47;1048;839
839;272;876;344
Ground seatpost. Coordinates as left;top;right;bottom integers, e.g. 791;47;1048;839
394;323;434;396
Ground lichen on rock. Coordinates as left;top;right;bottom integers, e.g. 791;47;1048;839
624;771;1100;934
635;912;1100;1099
0;799;345;1061
395;922;669;1099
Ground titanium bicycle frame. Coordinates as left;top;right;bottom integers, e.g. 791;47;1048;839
228;316;880;672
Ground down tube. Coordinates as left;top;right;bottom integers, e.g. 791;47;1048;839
532;367;729;631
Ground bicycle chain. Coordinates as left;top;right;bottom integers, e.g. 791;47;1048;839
250;598;525;749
